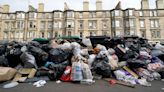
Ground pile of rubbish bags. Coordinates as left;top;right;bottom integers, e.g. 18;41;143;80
0;36;164;88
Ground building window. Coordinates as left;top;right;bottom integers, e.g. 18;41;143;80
40;21;45;29
129;19;134;27
17;21;24;29
11;22;15;28
29;22;33;28
79;21;83;29
140;30;146;38
54;12;59;18
89;12;96;18
27;31;34;38
140;20;145;28
115;10;119;16
17;13;25;18
129;10;133;16
125;11;129;16
67;11;74;18
88;20;97;29
150;20;159;28
29;21;36;28
115;31;120;36
48;21;53;29
139;11;143;16
115;20;120;27
150;11;157;16
5;22;9;29
150;11;153;16
79;12;83;18
67;21;74;28
151;30;161;38
47;32;51;38
47;13;52;19
4;32;8;39
29;13;36;18
54;21;58;29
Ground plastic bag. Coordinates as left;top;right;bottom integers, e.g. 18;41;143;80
0;55;8;67
60;66;72;82
71;42;81;56
71;61;83;81
80;49;89;56
59;42;72;50
7;48;22;67
49;48;71;64
88;54;96;69
28;46;48;67
155;43;164;50
92;60;111;78
96;44;107;51
47;61;69;81
20;52;37;68
81;62;93;80
82;38;92;47
0;45;6;55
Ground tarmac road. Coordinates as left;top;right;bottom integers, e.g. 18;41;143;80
0;80;164;92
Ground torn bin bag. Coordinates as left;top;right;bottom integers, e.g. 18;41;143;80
7;48;22;68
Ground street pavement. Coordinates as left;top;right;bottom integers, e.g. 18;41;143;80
0;80;164;92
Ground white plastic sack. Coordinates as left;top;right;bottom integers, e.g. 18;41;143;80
80;49;89;56
81;62;93;80
155;43;164;50
108;48;115;55
96;44;107;51
88;54;96;69
97;51;108;58
60;42;72;50
71;42;81;56
71;61;83;81
21;46;28;52
82;38;92;47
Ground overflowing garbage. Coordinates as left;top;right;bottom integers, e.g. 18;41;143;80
0;36;164;89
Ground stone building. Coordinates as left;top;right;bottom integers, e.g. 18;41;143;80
0;0;164;42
